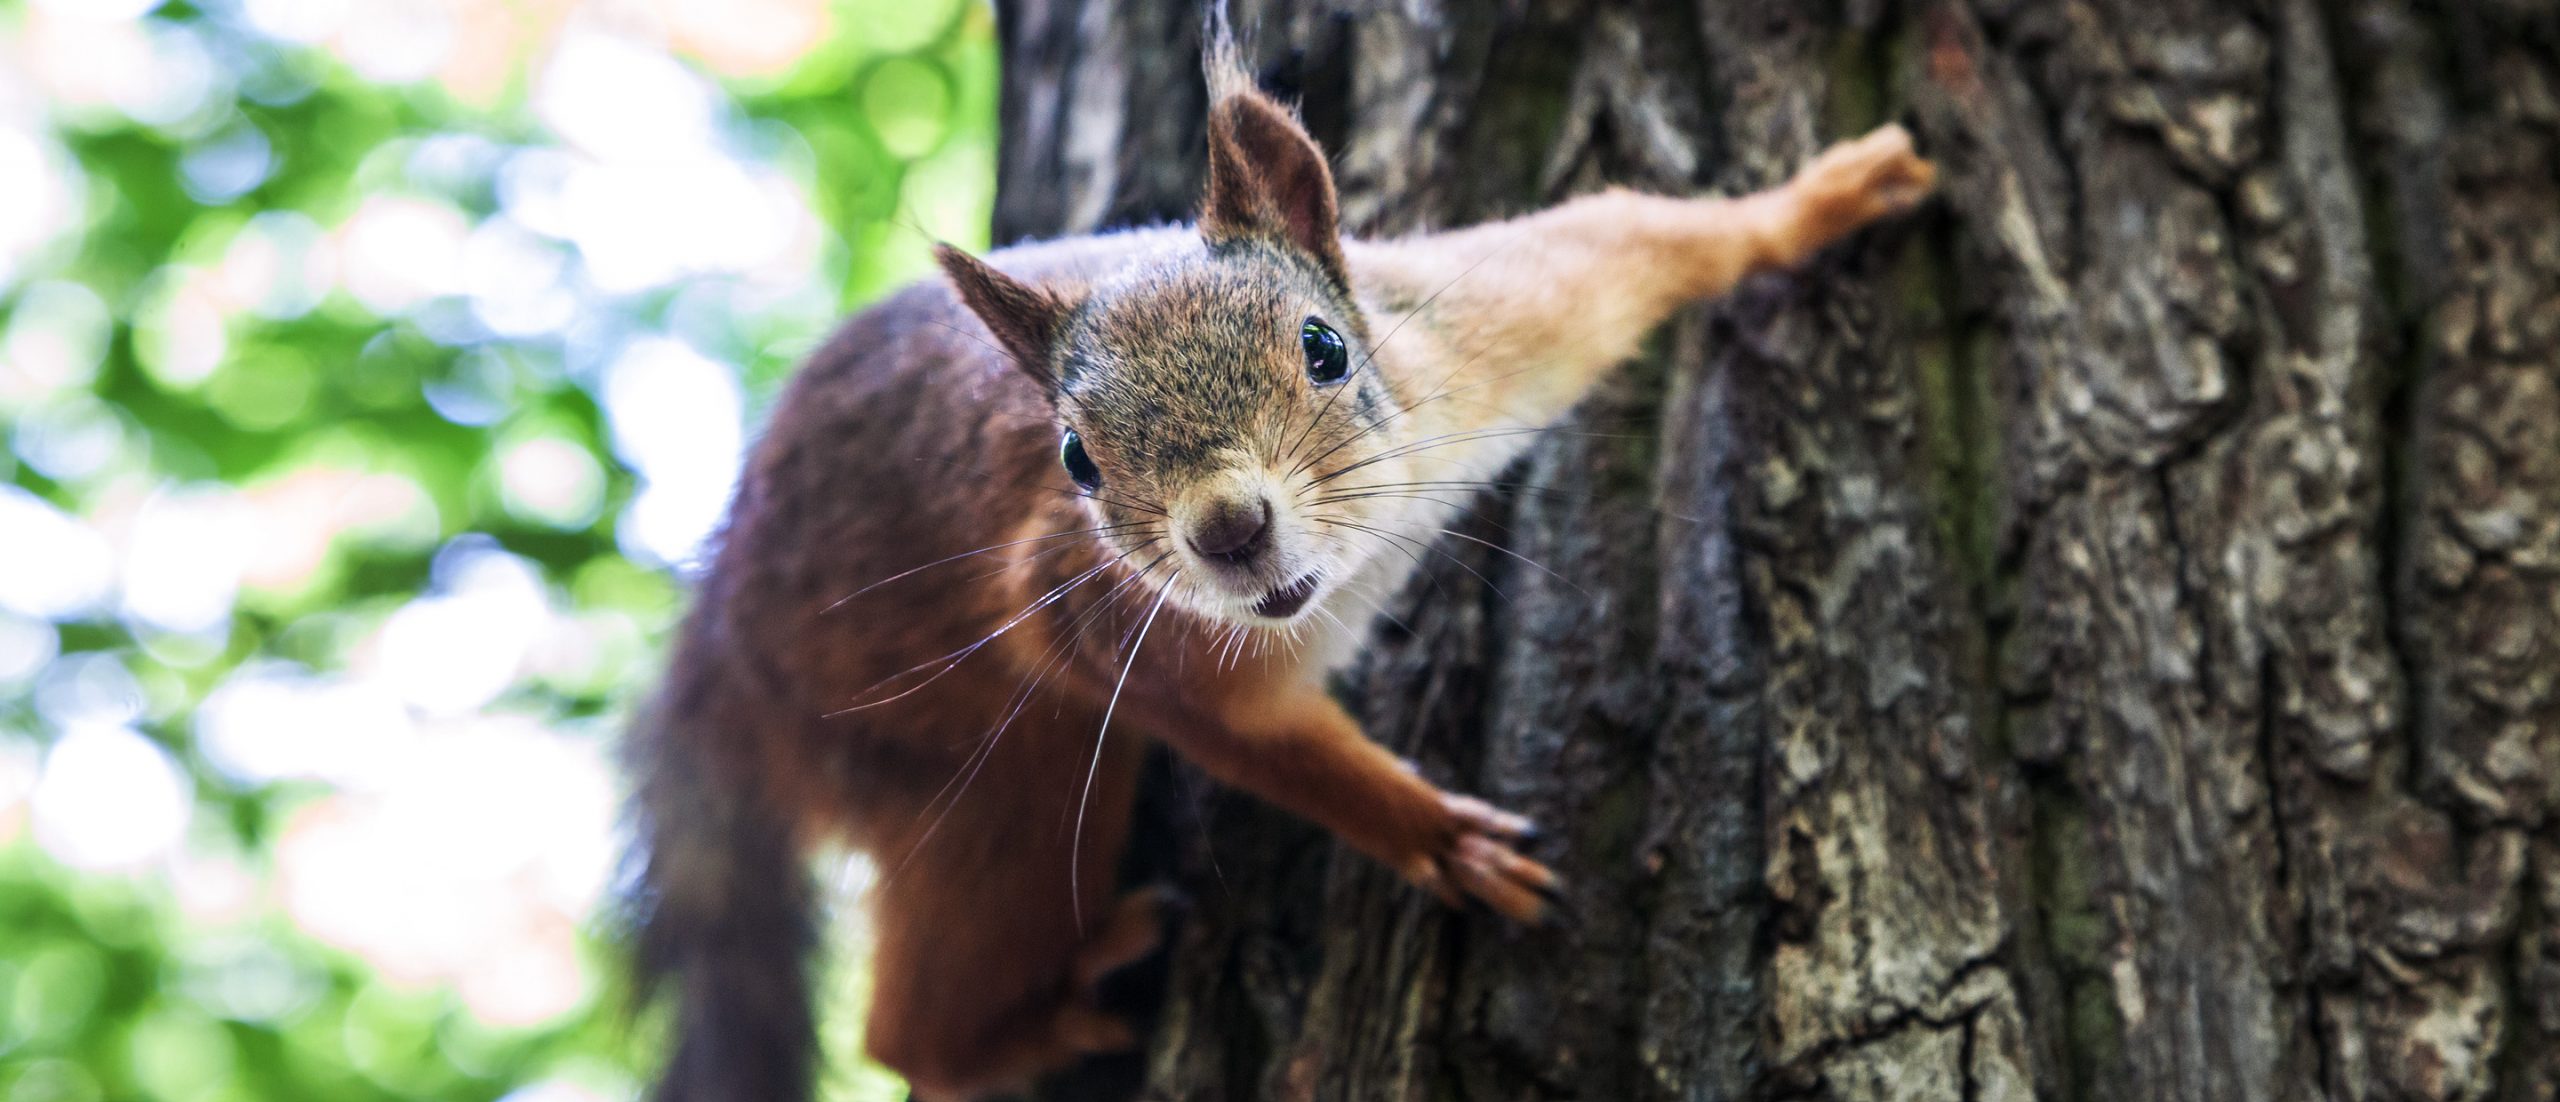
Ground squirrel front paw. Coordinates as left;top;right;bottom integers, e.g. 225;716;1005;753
1396;793;1558;923
1789;123;1939;240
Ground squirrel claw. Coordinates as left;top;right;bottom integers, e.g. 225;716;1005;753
1407;859;1465;909
1444;841;1551;924
1444;793;1535;840
1409;801;1558;924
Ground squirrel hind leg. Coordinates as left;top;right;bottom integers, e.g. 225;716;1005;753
889;1000;1141;1102
867;885;1167;1100
862;732;1157;1098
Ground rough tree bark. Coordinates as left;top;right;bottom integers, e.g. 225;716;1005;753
982;1;2560;1098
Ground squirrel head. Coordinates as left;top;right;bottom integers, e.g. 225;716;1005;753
937;77;1422;632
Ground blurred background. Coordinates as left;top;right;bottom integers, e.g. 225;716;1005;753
0;0;993;1098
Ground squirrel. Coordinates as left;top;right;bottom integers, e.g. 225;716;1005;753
625;23;1936;1102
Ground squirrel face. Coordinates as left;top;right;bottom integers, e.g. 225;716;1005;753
936;83;1409;631
1043;240;1395;626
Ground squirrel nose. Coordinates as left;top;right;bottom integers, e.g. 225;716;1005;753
1187;497;1272;564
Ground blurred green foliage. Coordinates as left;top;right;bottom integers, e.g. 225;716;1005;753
0;0;993;1099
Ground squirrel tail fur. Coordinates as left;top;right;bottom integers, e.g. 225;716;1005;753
625;700;820;1102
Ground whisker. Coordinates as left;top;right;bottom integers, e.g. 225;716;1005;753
1339;577;1418;638
1071;578;1174;933
1310;479;1708;525
825;540;1164;715
1308;425;1564;487
1309;489;1520;538
1423;526;1589;598
1327;500;1586;598
1308;514;1452;614
1281;236;1530;477
1319;516;1518;608
823;522;1150;614
1287;309;1529;481
883;545;1174;881
909;452;1170;519
957;526;1136;585
1280;349;1363;471
1277;260;1471;468
1344;235;1521;396
1225;623;1251;670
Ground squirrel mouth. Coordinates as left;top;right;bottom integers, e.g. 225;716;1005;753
1251;572;1322;619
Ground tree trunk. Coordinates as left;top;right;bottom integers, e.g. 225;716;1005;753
987;1;2560;1098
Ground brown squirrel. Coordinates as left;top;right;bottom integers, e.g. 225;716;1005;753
626;27;1936;1102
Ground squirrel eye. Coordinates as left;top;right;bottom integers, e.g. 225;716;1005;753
1060;429;1102;493
1301;318;1350;386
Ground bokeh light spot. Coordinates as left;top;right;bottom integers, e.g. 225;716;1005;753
862;57;952;158
499;436;607;529
31;725;191;872
0;487;115;620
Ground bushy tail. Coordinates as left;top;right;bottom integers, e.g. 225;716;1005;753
625;701;818;1102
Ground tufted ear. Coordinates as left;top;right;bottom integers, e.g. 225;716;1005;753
1199;85;1347;288
935;244;1070;387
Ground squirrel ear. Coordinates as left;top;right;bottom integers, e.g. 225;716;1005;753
935;244;1069;387
1200;89;1347;287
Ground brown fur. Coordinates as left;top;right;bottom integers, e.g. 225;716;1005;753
1202;92;1348;286
629;41;1935;1102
